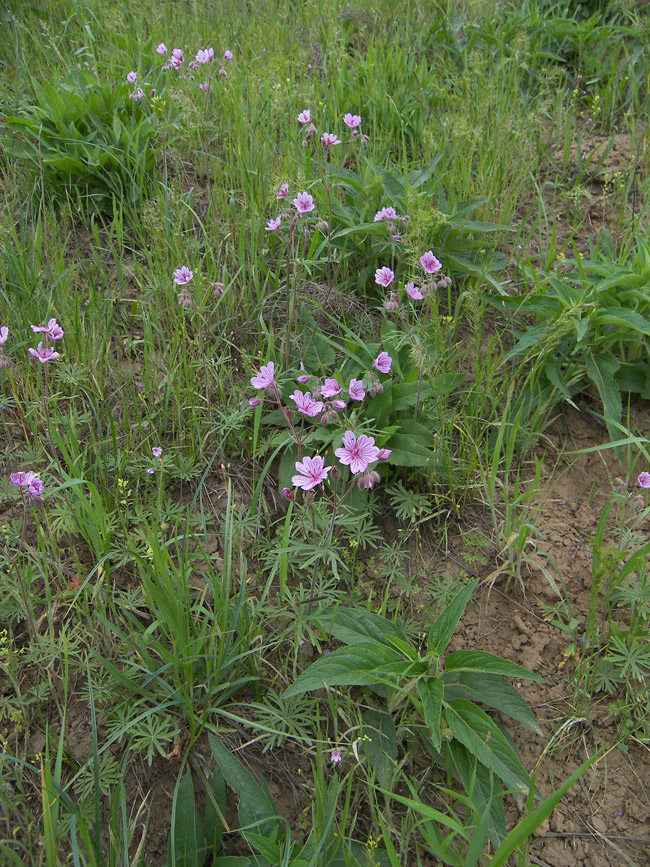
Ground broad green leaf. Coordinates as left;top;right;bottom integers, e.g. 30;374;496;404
417;678;443;751
213;859;253;866
444;650;544;682
445;741;506;844
442;672;542;734
328;608;409;648
504;323;549;362
362;708;397;789
208;736;279;838
407;154;443;189
390;381;434;411
283;643;402;698
203;768;227;855
543;357;574;402
245;832;282;863
172;770;205;867
585;353;621;442
382;434;432;467
427;580;477;655
446;700;531;795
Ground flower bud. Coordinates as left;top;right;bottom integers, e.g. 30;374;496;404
633;495;645;510
297;374;310;383
316;220;329;231
357;470;380;490
332;399;346;410
285;408;295;422
281;487;295;501
249;398;262;407
376;448;392;461
330;466;340;481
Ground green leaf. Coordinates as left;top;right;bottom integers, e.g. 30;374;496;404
407;154;443;189
203;768;227;855
328;607;409;648
427;580;477;655
504;323;549;362
446;701;531;796
417;678;444;751
596;308;650;337
208;736;279;838
171;770;205;867
585;353;621;442
444;650;544;682
245;832;282;862
383;434;432;467
283;644;403;698
442;672;542;734
361;709;397;788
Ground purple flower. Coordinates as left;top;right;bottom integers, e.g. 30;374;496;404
293;192;315;214
195;47;214;63
375;266;395;287
420;250;442;273
31;318;64;340
292;455;332;491
332;399;347;411
321;132;341;146
376;448;392;461
348;379;365;401
199;81;209;92
374;207;398;222
289;390;324;417
157;43;167;55
249;398;262;407
321;378;341;398
10;470;44;500
173;266;193;284
374;351;392;374
330;750;342;763
29;343;59;363
126;70;137;84
343;113;361;128
0;326;7;344
298;109;311;124
405;282;423;300
265;216;282;231
297;374;311;384
152;447;162;458
277;183;289;199
146;468;155;475
223;49;233;60
638;472;650;489
335;431;380;474
251;361;275;390
170;48;184;69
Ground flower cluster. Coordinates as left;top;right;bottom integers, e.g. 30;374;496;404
250;354;393;494
10;471;44;501
374;249;452;312
297;108;368;153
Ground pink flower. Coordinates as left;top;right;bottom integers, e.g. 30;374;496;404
0;326;7;344
638;472;650;489
330;750;343;763
223;49;233;60
321;132;341;147
321;378;341;398
265;216;282;231
249;398;262;407
298;109;311;124
293;192;315;214
420;250;442;273
177;288;192;308
157;43;167;55
375;266;395;287
170;48;184;69
146;468;154;475
152;447;162;458
297;374;311;384
173;266;193;284
251;361;275;390
195;47;214;63
130;88;145;102
374;351;392;374
277;183;289;199
332;399;347;411
374;207;398;222
199;81;209;92
289;390;324;417
335;431;380;475
126;71;137;84
31;318;64;340
405;282;423;300
348;379;365;401
292;455;332;491
29;343;59;363
376;448;392;461
343;113;361;128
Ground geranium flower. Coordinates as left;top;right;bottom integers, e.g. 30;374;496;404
277;183;289;199
298;109;311;124
126;71;137;84
157;43;167;55
173;266;193;284
292;455;331;491
29;343;59;363
335;431;380;474
265;216;282;231
343;113;361;128
293;192;315;214
373;351;392;374
289;390;323;417
375;266;395;287
0;326;7;344
321;378;341;398
223;49;233;60
195;48;214;63
170;48;184;69
420;250;442;273
251;361;275;390
348;379;365;401
405;282;423;300
321;132;341;146
639;472;650;489
374;206;398;222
